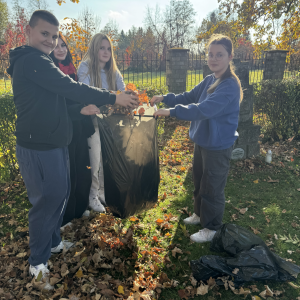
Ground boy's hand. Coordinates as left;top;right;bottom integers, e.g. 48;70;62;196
115;91;139;109
150;95;164;107
80;104;100;115
153;109;170;118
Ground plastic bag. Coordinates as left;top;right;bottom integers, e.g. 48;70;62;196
97;104;160;218
190;224;300;286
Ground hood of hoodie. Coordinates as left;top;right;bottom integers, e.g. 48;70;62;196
7;45;47;76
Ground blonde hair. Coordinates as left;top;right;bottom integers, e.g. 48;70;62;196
80;33;119;90
206;34;243;102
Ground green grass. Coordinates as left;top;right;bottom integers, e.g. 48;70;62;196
0;79;11;91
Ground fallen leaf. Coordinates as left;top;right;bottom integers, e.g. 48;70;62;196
267;177;279;183
288;282;300;289
253;179;259;184
74;247;85;258
239;208;248;214
231;214;238;221
265;217;270;223
197;284;209;295
129;216;139;222
117;285;124;295
249;215;255;219
232;268;239;275
252;296;261;300
75;268;83;278
249;285;260;292
155;218;164;225
207;277;216;287
282;209;287;213
274;233;278;239
259;285;273;299
250;227;261;235
178;289;189;299
172;247;183;257
190;275;197;287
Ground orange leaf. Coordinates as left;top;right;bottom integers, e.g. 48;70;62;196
152;236;158;242
138;107;145;116
156;218;164;225
291;158;294;162
129;216;139;222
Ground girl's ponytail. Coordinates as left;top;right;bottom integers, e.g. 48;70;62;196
206;34;243;103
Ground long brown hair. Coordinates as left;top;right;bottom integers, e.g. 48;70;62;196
80;33;120;90
206;34;243;102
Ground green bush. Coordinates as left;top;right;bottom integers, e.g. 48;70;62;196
253;78;300;140
0;91;17;181
135;83;169;99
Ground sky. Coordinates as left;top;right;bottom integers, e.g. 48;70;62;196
6;0;219;33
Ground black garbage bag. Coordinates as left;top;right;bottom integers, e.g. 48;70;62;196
190;224;300;286
210;223;265;255
97;105;160;218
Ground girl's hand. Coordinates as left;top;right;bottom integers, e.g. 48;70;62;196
116;91;139;109
80;104;100;115
150;95;164;107
153;109;170;118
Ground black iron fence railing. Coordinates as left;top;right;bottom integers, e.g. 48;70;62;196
1;51;299;89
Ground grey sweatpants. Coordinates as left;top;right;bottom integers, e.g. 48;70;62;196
193;144;233;231
16;145;70;266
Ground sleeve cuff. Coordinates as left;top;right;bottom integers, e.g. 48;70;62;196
169;108;176;117
108;93;116;105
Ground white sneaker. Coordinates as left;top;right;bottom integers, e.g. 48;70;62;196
89;197;106;213
183;213;201;225
60;222;73;231
82;210;90;217
51;240;74;254
29;263;53;290
190;228;216;243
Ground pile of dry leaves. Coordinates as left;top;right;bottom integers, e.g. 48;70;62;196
0;212;180;300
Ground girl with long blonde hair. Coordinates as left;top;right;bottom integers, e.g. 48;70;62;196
78;33;125;212
151;34;243;243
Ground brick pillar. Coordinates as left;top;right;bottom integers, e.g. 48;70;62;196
263;50;288;80
166;48;189;94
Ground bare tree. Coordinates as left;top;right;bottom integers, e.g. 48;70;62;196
144;0;196;51
77;6;101;47
27;0;49;13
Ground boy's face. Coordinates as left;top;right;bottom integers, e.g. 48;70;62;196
26;19;59;55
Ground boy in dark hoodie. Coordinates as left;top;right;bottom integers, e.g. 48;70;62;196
7;10;139;289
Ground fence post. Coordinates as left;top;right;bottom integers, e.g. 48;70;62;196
232;58;261;159
263;50;289;80
166;48;189;94
202;64;213;78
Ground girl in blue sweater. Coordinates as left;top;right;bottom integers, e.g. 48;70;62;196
151;34;243;243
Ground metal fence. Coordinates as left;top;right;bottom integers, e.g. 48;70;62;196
115;52;166;87
1;51;299;89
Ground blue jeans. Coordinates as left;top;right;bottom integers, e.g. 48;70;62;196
16;145;70;266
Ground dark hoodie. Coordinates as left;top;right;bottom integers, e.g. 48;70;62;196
7;46;116;150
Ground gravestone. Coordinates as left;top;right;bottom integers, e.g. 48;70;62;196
233;59;260;159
